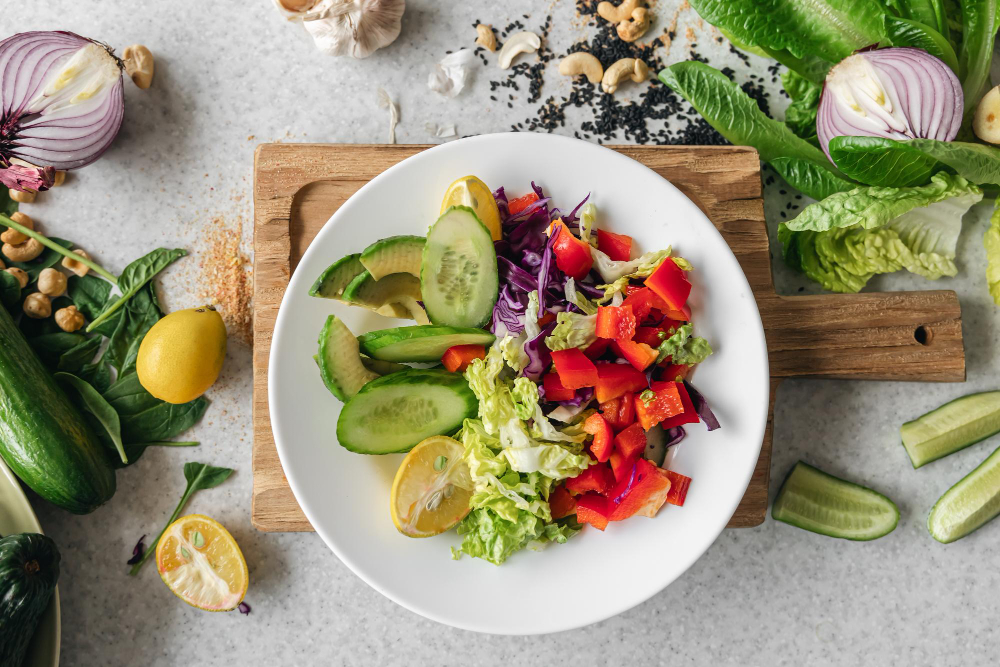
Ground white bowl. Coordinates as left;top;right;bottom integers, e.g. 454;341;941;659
268;133;769;634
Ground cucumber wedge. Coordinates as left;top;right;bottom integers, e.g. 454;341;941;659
358;325;495;362
901;392;1000;468
342;270;429;323
337;369;478;454
928;444;1000;543
360;235;425;280
421;206;498;328
772;462;899;540
317;315;379;401
310;254;365;299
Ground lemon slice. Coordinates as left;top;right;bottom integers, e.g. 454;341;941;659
391;436;474;537
440;175;502;241
156;514;248;611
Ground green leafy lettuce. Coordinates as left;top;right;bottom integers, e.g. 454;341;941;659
656;323;714;365
957;0;1000;124
828;136;940;188
883;0;949;36
545;311;597;351
884;15;959;73
781;69;821;147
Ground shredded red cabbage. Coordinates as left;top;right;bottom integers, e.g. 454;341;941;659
490;284;527;335
127;534;146;565
238;601;252;615
684;381;720;431
611;463;639;506
664;426;686;447
523;321;556;380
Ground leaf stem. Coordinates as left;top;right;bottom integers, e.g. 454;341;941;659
0;214;118;284
128;484;195;576
86;288;136;333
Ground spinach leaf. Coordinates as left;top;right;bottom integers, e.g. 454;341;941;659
0;270;20;307
770;158;856;200
102;283;162;373
689;0;888;64
958;0;1000;124
57;336;102;373
29;332;86;367
828;136;939;187
79;358;112;394
68;274;112;321
907;138;1000;184
128;461;234;575
883;0;948;35
5;237;73;282
121;441;199;468
103;372;209;443
88;248;185;333
781;70;822;147
884;16;959;73
55;372;127;465
0;188;16;218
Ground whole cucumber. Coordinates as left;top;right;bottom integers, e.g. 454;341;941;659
0;303;115;514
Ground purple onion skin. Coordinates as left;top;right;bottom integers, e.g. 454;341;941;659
817;47;962;162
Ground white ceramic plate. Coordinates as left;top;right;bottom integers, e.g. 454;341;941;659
269;133;769;634
0;457;60;665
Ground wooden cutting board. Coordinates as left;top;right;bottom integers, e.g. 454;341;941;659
252;143;965;532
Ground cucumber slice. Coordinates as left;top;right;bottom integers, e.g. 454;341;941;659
310;254;365;299
421;206;498;328
772;462;899;540
342;270;429;323
360;235;425;280
316;315;379;401
337;369;479;454
928;444;1000;543
361;356;409;375
358;325;496;362
901;391;1000;468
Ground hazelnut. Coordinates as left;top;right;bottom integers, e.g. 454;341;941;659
8;188;36;203
55;305;85;332
22;292;51;319
37;268;67;297
62;249;92;277
4;267;28;288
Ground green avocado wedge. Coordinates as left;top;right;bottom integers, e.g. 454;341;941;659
309;254;365;299
360;235;425;280
928;444;1000;543
358;325;495;363
342;270;429;323
316;315;379;402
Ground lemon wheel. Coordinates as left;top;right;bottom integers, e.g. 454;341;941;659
156;514;248;611
440;175;502;241
390;436;474;538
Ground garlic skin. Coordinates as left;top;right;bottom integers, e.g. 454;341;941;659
273;0;405;59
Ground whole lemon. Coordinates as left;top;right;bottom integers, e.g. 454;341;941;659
137;306;227;404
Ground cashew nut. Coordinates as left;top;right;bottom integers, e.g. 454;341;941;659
4;267;27;288
37;267;67;297
52;170;66;187
475;24;497;52
1;211;33;246
558;52;604;84
123;44;155;89
62;249;92;277
597;0;644;23
498;31;541;70
8;188;36;203
617;7;651;42
22;292;51;319
55;305;85;332
602;58;649;94
2;238;43;263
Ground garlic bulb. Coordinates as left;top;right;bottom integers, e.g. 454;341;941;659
273;0;405;59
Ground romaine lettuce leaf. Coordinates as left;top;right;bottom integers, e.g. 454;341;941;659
454;507;580;566
656;323;714;365
579;203;598;247
591;248;670;283
564;278;599;315
985;201;1000;305
957;0;1000;124
545;311;597;351
828;136;939;188
781;69;821;146
884;16;959;73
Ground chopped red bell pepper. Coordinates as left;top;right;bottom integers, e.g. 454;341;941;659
622;287;657;321
549;484;577;519
583;413;615;462
595;304;637;340
594;362;648;403
614;423;647;460
658;381;700;429
508;191;539;216
542;372;575;402
634;381;684;430
566;463;614;496
441;344;486;373
645;258;691;312
659;363;691;382
599;392;636;431
664;304;692;321
633;326;670;348
550;348;598;389
617;338;658;371
576;493;612;530
596;229;633;262
607;458;672;521
664;469;692;506
550;220;594;280
537;311;557;327
609;449;639;482
583;338;610;359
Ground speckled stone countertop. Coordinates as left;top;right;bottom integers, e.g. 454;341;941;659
17;1;1000;665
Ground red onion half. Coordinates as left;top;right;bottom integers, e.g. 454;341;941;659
0;31;124;190
817;47;962;163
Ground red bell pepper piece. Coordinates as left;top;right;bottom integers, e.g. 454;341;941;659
607;458;672;521
614;423;647;460
441;344;486;373
634;381;684;430
550;221;594;280
658;381;700;429
550;348;598;389
664;469;692;506
566;463;614;496
599;391;636;431
594;362;648;403
596;229;633;262
549;484;577;520
633;326;670;348
617;338;658;371
595;304;637;340
609;449;639;482
537;311;557;327
583;413;615;462
583;338;610;359
542;372;576;402
645;258;691;312
659;364;691;382
508;191;539;215
576;493;612;530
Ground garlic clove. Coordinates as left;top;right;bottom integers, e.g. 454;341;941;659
974;86;1000;144
293;0;405;59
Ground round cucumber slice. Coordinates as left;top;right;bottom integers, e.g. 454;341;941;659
336;369;479;454
772;461;899;540
358;325;496;362
316;315;378;401
309;254;365;299
901;391;1000;468
421;206;498;328
342;270;429;323
928;444;1000;543
360;235;425;280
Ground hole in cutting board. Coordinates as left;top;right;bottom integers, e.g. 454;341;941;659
914;325;933;345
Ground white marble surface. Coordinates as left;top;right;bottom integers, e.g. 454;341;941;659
15;1;1000;665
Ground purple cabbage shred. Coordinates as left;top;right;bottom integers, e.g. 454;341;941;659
127;535;146;566
238;601;252;615
684;381;720;431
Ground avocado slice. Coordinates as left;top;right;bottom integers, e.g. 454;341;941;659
360;235;425;280
316;315;379;401
309;254;365;299
342;270;429;323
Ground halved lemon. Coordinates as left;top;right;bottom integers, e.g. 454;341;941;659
390;436;474;538
440;175;502;241
156;514;248;611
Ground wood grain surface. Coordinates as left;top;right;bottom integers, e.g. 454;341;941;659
252;143;966;533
